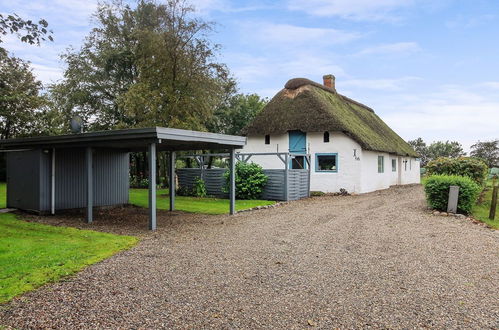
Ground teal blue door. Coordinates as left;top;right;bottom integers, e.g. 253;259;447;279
288;130;306;169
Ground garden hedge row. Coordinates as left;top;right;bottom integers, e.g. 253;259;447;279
423;174;481;214
426;157;488;185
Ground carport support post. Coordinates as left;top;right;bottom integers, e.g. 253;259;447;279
85;147;93;223
149;143;157;230
169;151;176;211
284;153;289;201
229;148;236;215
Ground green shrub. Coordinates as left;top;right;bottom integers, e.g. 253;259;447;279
176;176;207;197
194;177;207;197
224;162;268;199
424;175;481;214
426;157;488;185
310;191;325;197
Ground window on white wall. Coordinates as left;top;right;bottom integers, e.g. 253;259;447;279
378;156;384;173
315;153;337;172
264;134;270;144
404;160;407;171
392;159;396;172
323;131;330;143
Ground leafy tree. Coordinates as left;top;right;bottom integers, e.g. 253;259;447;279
0;13;53;45
470;139;499;168
209;93;268;135
0;49;47;139
408;137;429;166
51;0;233;131
427;140;465;160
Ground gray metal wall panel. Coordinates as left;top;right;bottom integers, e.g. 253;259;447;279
55;148;85;209
261;170;285;201
54;148;129;210
177;168;227;197
93;150;129;206
176;168;307;201
6;150;41;211
39;151;51;211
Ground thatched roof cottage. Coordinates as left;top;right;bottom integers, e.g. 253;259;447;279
241;75;420;193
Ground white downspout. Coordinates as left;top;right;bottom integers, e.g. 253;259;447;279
51;148;55;215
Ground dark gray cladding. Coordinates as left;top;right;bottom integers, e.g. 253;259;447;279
176;168;309;201
6;148;129;213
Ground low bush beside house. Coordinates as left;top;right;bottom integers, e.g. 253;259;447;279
224;162;268;199
426;157;488;185
424;175;481;214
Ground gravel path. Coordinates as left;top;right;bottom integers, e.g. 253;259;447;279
1;185;499;329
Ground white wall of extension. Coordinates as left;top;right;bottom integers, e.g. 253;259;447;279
240;131;420;194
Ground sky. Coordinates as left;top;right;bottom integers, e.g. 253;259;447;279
1;0;499;151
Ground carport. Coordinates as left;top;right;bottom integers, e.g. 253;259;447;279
0;127;246;230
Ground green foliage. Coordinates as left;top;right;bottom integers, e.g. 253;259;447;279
0;213;137;303
224;162;268;200
470;139;499;168
208;93;268;135
0;49;56;139
424;175;481;214
408;137;429;166
426;157;488;185
50;0;234;132
176;177;207;197
129;175;149;188
489;167;499;179
129;188;274;214
427;140;465;160
194;177;207;197
472;179;499;229
0;13;53;45
310;191;325;196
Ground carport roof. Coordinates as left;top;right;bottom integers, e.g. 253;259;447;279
0;127;246;151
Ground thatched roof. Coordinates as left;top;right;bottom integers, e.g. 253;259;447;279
242;78;418;157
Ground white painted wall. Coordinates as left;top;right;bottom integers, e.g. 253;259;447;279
399;157;421;185
359;151;392;193
239;134;288;169
308;131;362;193
241;131;420;194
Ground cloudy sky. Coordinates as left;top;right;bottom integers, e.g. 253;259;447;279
2;0;498;150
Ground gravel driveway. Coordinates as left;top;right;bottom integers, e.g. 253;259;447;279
1;185;499;329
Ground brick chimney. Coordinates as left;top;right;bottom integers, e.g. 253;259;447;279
323;74;335;91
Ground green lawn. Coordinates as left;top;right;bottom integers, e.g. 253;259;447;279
0;213;137;303
129;188;275;214
0;183;5;208
472;180;499;229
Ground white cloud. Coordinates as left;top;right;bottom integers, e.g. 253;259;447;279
341;76;421;91
356;42;421;56
190;0;273;16
252;23;362;46
376;84;499;150
287;0;414;21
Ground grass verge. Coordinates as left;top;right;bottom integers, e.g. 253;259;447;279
129;188;275;214
0;213;137;303
472;180;498;229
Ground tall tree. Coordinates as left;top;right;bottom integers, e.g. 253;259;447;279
427;140;466;160
0;13;53;45
51;0;234;131
0;49;47;139
208;93;268;135
470;139;499;167
408;137;429;166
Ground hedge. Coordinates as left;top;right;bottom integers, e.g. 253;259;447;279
224;161;268;199
423;175;481;214
426;157;488;185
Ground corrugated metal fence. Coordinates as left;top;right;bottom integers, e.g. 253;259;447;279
177;168;309;201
